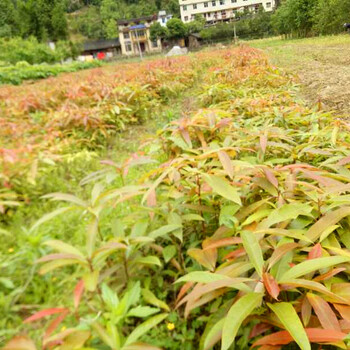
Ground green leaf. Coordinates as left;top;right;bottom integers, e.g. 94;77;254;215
241;230;264;277
131;220;149;238
43;240;85;258
148;225;182;239
258;203;313;229
0;277;14;289
127;306;160;318
30;206;76;233
279;256;350;282
101;283;119;310
83;270;99;292
43;193;88;207
268;302;310;350
92;322;119;349
39;259;81;274
175;271;230;284
167;212;183;242
221;292;263;350
124;313;168;346
202;318;225;350
162;245;177;263
0;228;10;236
142;289;170;311
121;282;141;314
306;207;350;242
203;174;241;205
133;256;161;267
86;217;99;257
182;214;205;221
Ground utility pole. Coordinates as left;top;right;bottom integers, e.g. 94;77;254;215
233;23;237;44
135;29;143;60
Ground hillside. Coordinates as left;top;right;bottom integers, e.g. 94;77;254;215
67;0;180;40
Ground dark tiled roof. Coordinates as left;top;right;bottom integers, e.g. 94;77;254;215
83;38;120;52
117;14;157;25
189;33;202;39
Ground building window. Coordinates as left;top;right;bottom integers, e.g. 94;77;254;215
152;40;158;47
184;15;188;20
204;1;208;7
125;43;132;52
193;3;197;9
207;12;211;17
212;0;216;6
221;10;226;15
219;0;224;4
231;0;236;2
183;5;187;10
123;32;130;39
266;2;271;7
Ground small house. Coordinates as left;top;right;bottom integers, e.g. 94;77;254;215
158;10;173;27
118;15;162;56
80;38;121;61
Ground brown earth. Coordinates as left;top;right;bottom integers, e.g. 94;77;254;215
252;35;350;117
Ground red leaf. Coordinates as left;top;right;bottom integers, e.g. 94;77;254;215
252;328;347;347
337;155;350;166
307;293;340;331
44;310;69;339
3;335;37;350
218;150;234;179
74;280;85;310
334;304;350;322
24;308;68;323
313;267;345;282
264;169;278;189
308;243;322;260
223;247;246;261
249;323;272;339
301;297;312;327
146;188;157;208
203;237;242;250
176;281;194;305
260;134;268;154
268;243;300;270
263;273;280;300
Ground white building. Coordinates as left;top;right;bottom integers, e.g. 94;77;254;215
158;10;173;27
179;0;275;23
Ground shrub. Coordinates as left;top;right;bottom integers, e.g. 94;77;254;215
0;37;80;65
5;46;350;350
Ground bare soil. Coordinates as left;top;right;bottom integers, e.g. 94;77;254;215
256;35;350;117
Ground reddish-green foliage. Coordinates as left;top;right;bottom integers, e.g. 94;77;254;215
6;46;350;350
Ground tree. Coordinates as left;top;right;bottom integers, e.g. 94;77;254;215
166;18;187;39
271;0;318;37
150;21;168;41
312;0;350;35
18;0;68;41
186;14;205;34
100;0;119;38
52;1;68;40
0;0;19;37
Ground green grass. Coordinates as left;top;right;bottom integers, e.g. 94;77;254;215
0;60;103;85
245;33;350;67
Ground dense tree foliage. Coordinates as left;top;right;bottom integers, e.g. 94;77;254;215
200;10;274;41
1;0;349;42
0;0;68;40
272;0;350;37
